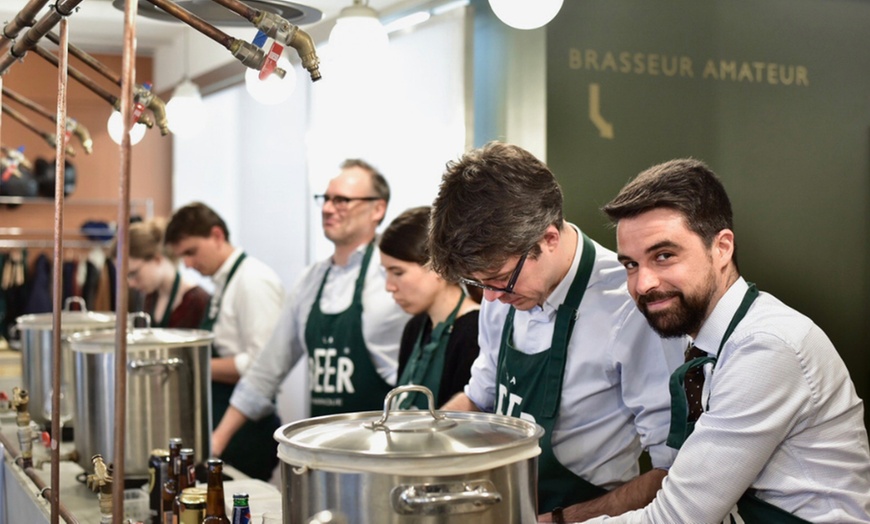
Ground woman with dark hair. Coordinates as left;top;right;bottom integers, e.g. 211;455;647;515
379;206;480;409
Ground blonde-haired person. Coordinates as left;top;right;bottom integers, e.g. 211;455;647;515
125;218;210;328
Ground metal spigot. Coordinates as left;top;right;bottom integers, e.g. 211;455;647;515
229;38;286;78
86;454;114;524
135;84;170;136
252;11;321;82
112;100;155;129
66;117;93;154
11;387;33;469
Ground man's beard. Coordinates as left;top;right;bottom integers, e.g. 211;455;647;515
637;276;715;338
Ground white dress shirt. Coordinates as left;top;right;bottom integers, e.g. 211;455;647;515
211;248;285;375
467;225;685;490
586;277;870;523
231;243;410;420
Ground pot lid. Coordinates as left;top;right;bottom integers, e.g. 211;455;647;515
69;328;214;354
16;310;116;331
276;386;544;476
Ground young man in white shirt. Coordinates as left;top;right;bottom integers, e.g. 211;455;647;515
591;158;870;523
428;142;684;522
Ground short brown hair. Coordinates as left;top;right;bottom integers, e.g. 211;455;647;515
429;142;563;282
602;158;739;269
165;202;229;245
379;206;431;266
341;158;390;203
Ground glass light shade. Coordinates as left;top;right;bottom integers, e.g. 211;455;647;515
328;5;389;65
166;79;207;138
488;0;563;30
107;110;147;145
245;56;297;105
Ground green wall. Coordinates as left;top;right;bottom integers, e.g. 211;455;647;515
546;0;870;426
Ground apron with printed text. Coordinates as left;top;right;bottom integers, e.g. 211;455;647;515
667;283;810;524
495;233;607;513
305;242;393;417
201;253;280;481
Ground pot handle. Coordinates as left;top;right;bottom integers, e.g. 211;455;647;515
64;296;88;312
128;357;183;374
367;385;445;430
392;481;503;515
129;311;152;329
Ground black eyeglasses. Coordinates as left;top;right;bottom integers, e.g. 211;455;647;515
460;252;528;294
314;194;381;209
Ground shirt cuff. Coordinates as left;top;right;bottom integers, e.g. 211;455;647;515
233;352;252;376
230;379;276;421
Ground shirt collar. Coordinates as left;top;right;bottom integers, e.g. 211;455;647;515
543;223;584;314
692;276;748;356
331;241;371;270
212;247;243;287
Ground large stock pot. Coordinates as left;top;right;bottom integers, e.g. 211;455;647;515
275;385;544;524
69;326;213;477
15;297;115;429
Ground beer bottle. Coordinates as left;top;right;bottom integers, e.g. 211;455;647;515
171;448;196;523
161;437;183;524
202;458;230;523
147;448;169;524
231;493;251;524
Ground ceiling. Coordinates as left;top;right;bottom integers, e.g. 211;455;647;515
0;0;408;55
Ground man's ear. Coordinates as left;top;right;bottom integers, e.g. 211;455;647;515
713;229;735;270
209;225;227;243
372;199;387;224
541;224;561;253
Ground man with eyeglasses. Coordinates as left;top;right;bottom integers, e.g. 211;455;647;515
429;142;685;522
212;159;409;458
165;201;285;480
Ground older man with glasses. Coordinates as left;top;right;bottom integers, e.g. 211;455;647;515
212;159;409;461
429;142;685;523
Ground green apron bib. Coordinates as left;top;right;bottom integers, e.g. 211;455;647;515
495;233;606;514
666;283;810;524
305;242;393;417
149;270;180;328
396;292;465;410
200;252;280;481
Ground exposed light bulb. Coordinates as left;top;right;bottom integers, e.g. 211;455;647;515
166;79;207;138
329;3;389;67
245;56;297;105
488;0;563;30
107;110;147;145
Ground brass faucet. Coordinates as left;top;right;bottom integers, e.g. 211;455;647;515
11;387;33;469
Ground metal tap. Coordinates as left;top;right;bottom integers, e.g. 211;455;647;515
134;83;169;136
229;38;286;78
86;454;114;524
11;387;34;469
253;11;321;82
66;117;93;154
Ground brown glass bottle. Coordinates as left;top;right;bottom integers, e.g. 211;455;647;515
171;448;196;524
161;438;183;524
202;458;230;523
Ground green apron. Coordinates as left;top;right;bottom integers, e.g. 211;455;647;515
148;270;180;327
305;242;393;417
667;283;810;524
396;292;465;410
495;233;606;514
201;252;280;481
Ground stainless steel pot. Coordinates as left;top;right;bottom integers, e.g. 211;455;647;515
275;385;544;524
69;326;213;477
15;297;116;428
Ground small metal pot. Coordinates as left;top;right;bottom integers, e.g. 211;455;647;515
69;324;213;477
275;385;544;524
15;297;116;428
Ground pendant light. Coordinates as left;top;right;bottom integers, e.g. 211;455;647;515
488;0;563;30
328;0;389;66
166;29;207;138
107;110;147;146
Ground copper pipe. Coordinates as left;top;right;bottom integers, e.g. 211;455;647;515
49;17;69;524
0;0;51;54
2;87;93;154
113;0;137;520
0;432;80;524
209;0;321;81
0;0;84;75
43;32;169;135
141;0;271;73
31;44;154;129
2;105;76;157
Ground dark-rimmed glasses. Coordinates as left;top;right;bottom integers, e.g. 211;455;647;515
460;252;528;294
314;194;380;209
